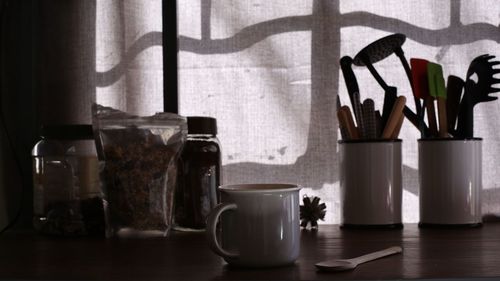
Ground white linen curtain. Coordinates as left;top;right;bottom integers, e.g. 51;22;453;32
96;0;164;116
94;0;500;223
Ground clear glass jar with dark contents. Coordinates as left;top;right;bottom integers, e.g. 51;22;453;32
32;125;105;236
174;117;221;231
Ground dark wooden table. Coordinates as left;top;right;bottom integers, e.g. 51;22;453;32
1;223;500;280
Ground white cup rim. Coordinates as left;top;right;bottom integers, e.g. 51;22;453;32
418;137;482;142
338;139;402;144
219;183;301;193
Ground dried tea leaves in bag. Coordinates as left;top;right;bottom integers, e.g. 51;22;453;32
93;104;187;237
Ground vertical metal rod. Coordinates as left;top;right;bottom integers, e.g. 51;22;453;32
163;0;178;113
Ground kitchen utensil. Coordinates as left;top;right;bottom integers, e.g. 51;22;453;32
353;34;423;132
382;96;406;139
391;35;423;117
380;86;397;130
375;110;382;137
352;33;407;90
391;114;405;139
362;99;377;139
337;96;349;140
352;92;365;138
337;112;349;140
411;58;437;137
427;62;448;138
337;106;359;140
446;75;465;135
340;56;360;105
316;246;402;272
456;54;500;138
340;56;363;127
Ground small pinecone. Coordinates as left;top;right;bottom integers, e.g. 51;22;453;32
300;195;326;229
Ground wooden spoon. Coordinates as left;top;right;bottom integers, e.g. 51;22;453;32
315;246;402;272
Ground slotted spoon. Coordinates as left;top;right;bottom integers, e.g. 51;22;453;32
456;54;500;138
352;33;425;133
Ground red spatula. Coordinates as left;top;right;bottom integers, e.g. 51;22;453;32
411;58;438;137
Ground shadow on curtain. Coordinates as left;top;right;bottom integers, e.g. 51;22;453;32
95;0;500;214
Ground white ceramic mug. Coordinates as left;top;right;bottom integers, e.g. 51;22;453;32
206;184;301;267
339;140;403;227
418;139;482;226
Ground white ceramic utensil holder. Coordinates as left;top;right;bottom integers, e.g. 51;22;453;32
418;138;482;227
339;140;403;228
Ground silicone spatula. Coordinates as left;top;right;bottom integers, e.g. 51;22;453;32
411;58;438;137
427;62;448;138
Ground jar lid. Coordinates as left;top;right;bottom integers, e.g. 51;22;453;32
187;117;217;135
40;124;94;140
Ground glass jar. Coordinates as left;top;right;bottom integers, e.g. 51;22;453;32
32;125;104;236
175;117;221;231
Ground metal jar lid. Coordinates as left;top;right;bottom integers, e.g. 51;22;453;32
40;124;94;140
187;117;217;135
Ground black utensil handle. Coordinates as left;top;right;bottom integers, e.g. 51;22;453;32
395;48;422;117
352;92;365;138
446;75;464;135
381;86;426;135
361;56;390;91
340;56;365;133
375;110;382;138
362;99;377;139
456;105;473;139
456;82;474;138
419;99;428;138
425;96;438;137
340;56;360;108
403;105;429;137
381;87;397;130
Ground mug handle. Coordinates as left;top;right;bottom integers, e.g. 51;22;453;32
206;203;239;259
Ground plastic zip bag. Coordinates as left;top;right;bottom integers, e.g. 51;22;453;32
92;104;187;238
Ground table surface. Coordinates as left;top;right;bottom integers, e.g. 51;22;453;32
1;223;500;280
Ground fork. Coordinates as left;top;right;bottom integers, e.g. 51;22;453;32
455;54;500;138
